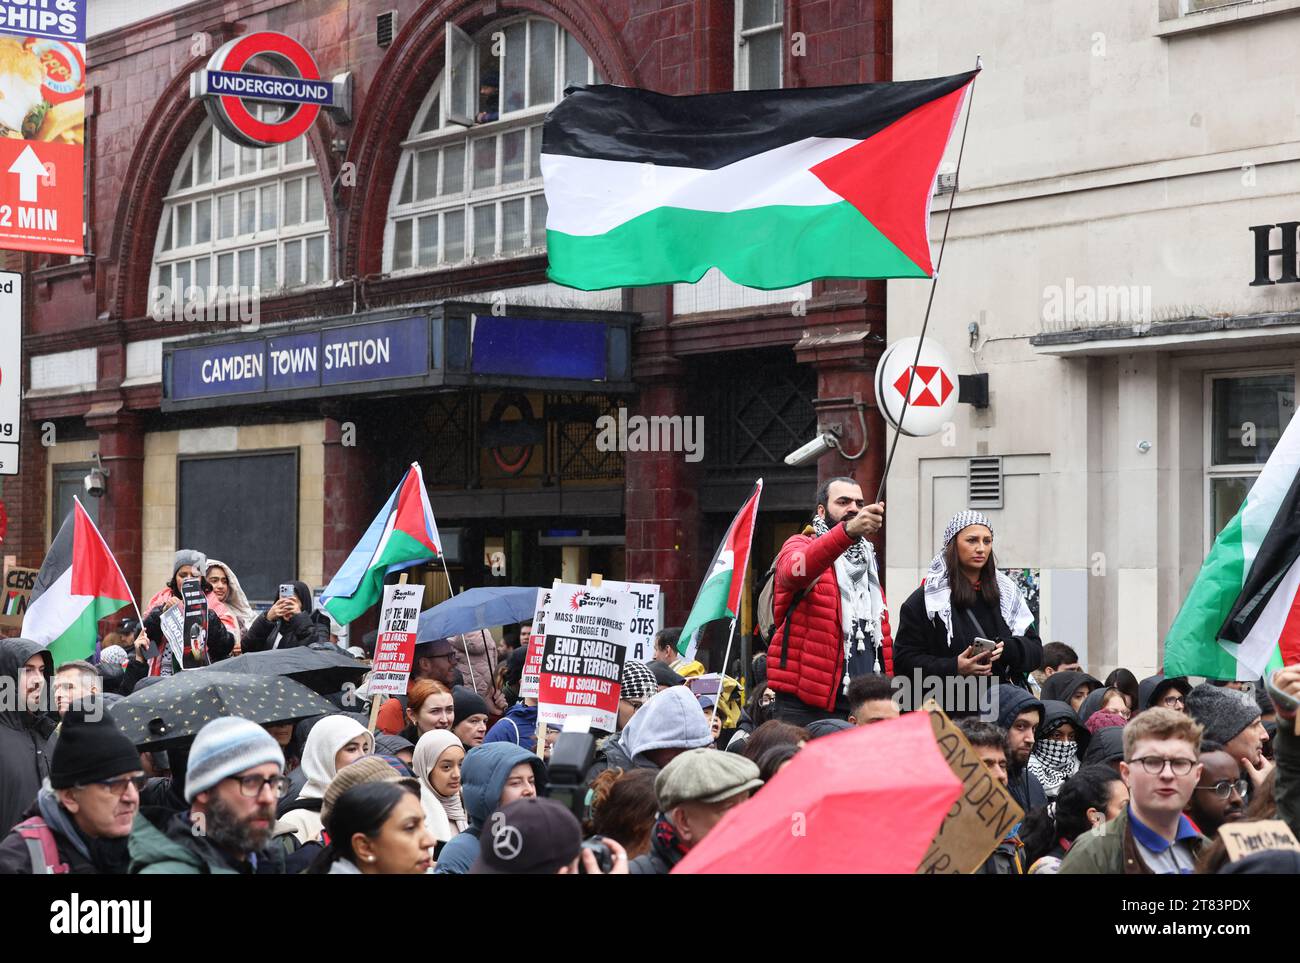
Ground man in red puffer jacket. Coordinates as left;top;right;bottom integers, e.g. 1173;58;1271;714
767;477;890;725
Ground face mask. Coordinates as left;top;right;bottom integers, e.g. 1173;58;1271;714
1035;738;1078;769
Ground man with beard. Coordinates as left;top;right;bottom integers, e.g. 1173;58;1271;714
996;683;1047;812
130;717;288;874
0;638;55;836
766;477;888;725
1185;741;1248;838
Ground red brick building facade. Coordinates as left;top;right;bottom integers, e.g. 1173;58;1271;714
8;0;893;637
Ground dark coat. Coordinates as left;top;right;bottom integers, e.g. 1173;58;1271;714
142;604;235;666
243;583;329;652
1040;670;1103;706
0;791;129;874
0;638;55;836
893;585;1043;688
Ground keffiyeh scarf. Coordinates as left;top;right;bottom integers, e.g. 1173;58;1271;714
923;511;1033;648
1028;739;1080;798
813;514;885;693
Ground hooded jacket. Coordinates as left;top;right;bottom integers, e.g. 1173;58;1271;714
766;524;895;713
1137;673;1191;711
433;743;545;875
129;806;287;875
483;702;539;751
996;685;1047;813
1077;687;1110;726
0;638;55;836
243;581;330;652
584;687;714;784
1039;671;1102;707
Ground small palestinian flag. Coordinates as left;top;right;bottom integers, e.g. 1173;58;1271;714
1165;411;1300;681
679;480;763;654
321;463;442;625
24;498;137;667
541;70;977;291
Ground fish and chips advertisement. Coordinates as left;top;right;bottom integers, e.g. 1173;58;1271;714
0;0;85;254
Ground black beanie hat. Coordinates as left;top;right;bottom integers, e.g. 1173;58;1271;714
50;710;143;789
452;685;490;728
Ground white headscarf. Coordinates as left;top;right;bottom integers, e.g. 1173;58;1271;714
412;729;466;841
299;716;374;800
206;560;256;634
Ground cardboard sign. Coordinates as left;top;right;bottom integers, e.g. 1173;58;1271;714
520;587;548;700
0;2;87;255
369;583;425;697
0;561;35;627
1219;819;1300;863
179;578;208;668
536;583;636;733
916;703;1025;874
599;579;660;662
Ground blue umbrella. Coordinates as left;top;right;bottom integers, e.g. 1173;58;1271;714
417;586;541;642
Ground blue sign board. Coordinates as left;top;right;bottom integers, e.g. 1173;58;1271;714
169;316;428;402
471;315;606;381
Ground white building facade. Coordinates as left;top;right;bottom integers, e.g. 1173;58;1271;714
887;0;1300;678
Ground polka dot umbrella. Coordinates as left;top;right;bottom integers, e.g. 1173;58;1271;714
109;670;338;750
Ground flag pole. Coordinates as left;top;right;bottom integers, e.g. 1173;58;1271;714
875;60;982;503
709;617;738;731
438;554;478;693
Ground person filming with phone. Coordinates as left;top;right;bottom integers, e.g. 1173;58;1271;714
243;581;330;652
894;511;1043;708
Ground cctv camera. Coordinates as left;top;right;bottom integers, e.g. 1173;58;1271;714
784;432;839;468
84;467;107;498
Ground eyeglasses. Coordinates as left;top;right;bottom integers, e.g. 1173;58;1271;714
1160;695;1186;708
1197;778;1249;800
225;774;291;798
80;774;149;796
621;698;646;710
1131;756;1197;776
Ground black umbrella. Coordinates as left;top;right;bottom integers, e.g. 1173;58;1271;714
202;643;370;696
110;670;337;750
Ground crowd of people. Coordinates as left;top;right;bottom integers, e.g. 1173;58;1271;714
0;483;1298;874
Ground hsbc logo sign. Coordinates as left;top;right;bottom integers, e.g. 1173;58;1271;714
190;32;352;149
891;365;953;408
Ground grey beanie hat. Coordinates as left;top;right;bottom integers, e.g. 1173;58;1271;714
185;716;285;802
173;549;208;578
1186;683;1260;746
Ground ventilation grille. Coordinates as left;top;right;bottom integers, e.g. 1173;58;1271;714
377;11;397;47
968;456;1003;509
935;170;958;195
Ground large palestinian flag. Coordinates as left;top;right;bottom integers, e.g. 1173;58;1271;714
679;480;763;655
1165;412;1300;681
321;462;443;625
24;498;137;667
541;70;978;291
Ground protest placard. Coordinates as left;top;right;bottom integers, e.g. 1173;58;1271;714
1220;819;1300;863
915;702;1024;874
368;583;425;698
520;587;549;699
599;579;660;662
0;561;36;629
537;582;636;733
180;577;208;668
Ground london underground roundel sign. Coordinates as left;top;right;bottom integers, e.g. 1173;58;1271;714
874;336;960;437
190;32;352;149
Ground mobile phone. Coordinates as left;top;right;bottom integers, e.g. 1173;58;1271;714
279;583;295;599
971;637;997;657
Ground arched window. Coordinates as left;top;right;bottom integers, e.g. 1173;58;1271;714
152;115;330;302
386;16;600;272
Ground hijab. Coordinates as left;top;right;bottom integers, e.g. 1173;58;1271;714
299;716;374;800
412;729;467;840
206;560;256;633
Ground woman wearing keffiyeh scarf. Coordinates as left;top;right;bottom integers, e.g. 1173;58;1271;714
1028;700;1089;798
893;510;1044;703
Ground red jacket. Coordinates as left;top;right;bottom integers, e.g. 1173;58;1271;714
765;523;893;712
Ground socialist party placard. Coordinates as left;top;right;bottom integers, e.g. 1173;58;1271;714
537;584;636;733
0;0;86;254
369;583;425;697
520;587;548;700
